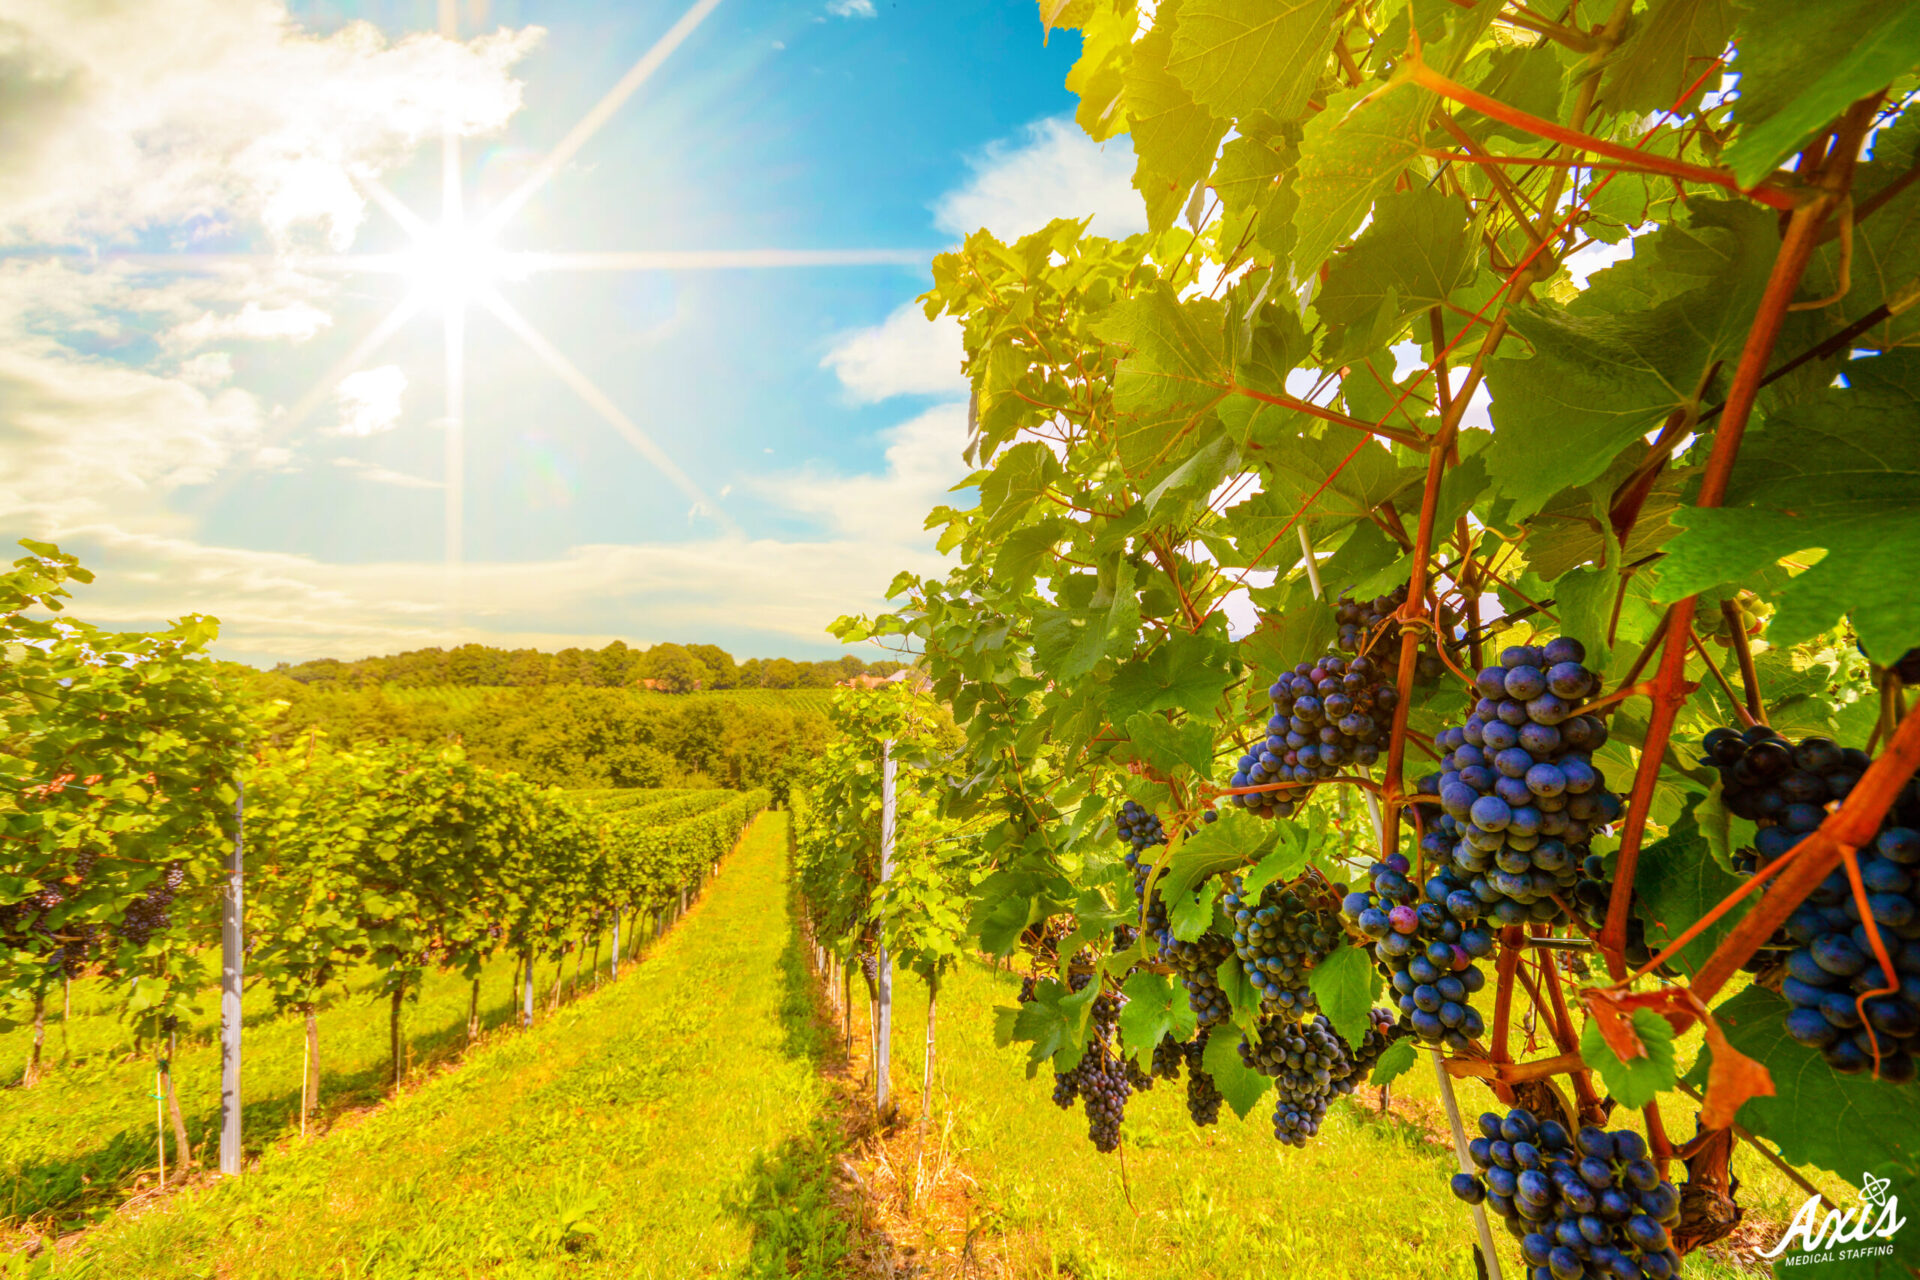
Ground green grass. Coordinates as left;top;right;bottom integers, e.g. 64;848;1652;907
0;942;603;1233
53;813;851;1279
874;959;1839;1279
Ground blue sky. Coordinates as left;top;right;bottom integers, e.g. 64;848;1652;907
0;0;1148;664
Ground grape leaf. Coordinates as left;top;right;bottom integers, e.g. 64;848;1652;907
1119;970;1199;1060
1203;1018;1273;1117
1094;282;1231;475
1107;632;1236;723
1123;710;1216;779
1218;954;1264;1026
1165;0;1341;125
1161;808;1276;898
1316;188;1479;356
1656;360;1920;657
1690;984;1920;1278
1604;0;1734;115
1291;81;1431;280
1370;1036;1418;1086
1627;794;1744;977
1483;204;1778;519
1579;1006;1678;1107
1723;0;1920;187
1308;943;1377;1048
1124;0;1232;230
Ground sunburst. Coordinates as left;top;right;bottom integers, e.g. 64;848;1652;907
97;0;931;628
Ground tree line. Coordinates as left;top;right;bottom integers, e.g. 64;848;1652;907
271;640;907;693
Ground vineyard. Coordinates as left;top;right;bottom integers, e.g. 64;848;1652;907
6;0;1920;1277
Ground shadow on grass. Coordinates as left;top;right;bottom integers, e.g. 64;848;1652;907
1;980;533;1232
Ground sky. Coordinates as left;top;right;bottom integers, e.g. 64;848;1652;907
0;0;1154;665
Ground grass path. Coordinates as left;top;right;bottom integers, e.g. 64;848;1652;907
56;812;846;1279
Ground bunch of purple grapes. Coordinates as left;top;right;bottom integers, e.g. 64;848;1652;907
1703;725;1920;1081
1222;871;1342;1017
1343;855;1490;1049
1240;1013;1356;1147
1449;1107;1683;1280
1428;638;1622;926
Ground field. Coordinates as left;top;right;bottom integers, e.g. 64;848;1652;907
47;813;848;1279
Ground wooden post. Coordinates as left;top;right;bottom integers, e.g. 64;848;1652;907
166;1027;192;1163
522;951;534;1027
875;738;896;1122
219;781;244;1176
611;911;621;979
1432;1048;1504;1280
921;969;938;1140
302;1010;319;1135
389;982;405;1089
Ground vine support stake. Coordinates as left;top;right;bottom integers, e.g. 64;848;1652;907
1431;1047;1505;1280
218;779;244;1177
875;737;897;1123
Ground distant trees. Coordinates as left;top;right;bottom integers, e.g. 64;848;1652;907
638;643;708;693
273;641;902;692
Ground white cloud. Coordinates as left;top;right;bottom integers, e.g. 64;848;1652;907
933;117;1146;242
170;301;333;349
821;302;965;402
333;457;441;489
757;404;969;545
826;0;877;16
334;366;408;437
0;2;543;250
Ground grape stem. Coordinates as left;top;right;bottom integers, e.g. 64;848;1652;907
1601;93;1882;978
1718;598;1768;726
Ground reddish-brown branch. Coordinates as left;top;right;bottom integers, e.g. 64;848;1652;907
1491;926;1526;1075
1602;99;1879;977
1406;60;1802;211
1232;386;1428;449
1444;1049;1588;1083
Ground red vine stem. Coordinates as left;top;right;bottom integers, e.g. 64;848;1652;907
1233;387;1428;449
1404;60;1802;212
1599;97;1880;978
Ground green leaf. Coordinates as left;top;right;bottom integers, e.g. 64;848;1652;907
1655;354;1920;656
1316;188;1479;354
1627;794;1745;977
1483;203;1778;519
1291;81;1431;280
1723;0;1920;187
1108;633;1235;724
1234;822;1318;898
1604;0;1734;115
1123;710;1216;779
1165;0;1341;124
1217;954;1263;1026
1692;985;1920;1184
1118;970;1198;1060
1124;0;1232;230
1307;944;1376;1048
1095;282;1232;475
1371;1036;1418;1086
1578;1007;1678;1108
1161;808;1275;898
1202;1022;1272;1118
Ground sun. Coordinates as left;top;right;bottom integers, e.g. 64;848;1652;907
398;219;512;312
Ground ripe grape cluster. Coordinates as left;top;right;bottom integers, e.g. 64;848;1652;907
118;862;186;948
1429;638;1622;926
1704;725;1920;1081
1151;1033;1186;1080
1240;1013;1355;1147
1118;799;1171;939
1230;651;1397;818
1334;586;1448;680
1184;1030;1224;1126
1162;933;1236;1028
1570;853;1656;969
1222;872;1342;1016
1344;854;1490;1049
1449;1108;1683;1280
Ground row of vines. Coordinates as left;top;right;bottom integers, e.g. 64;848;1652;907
828;0;1920;1275
2;541;765;1167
